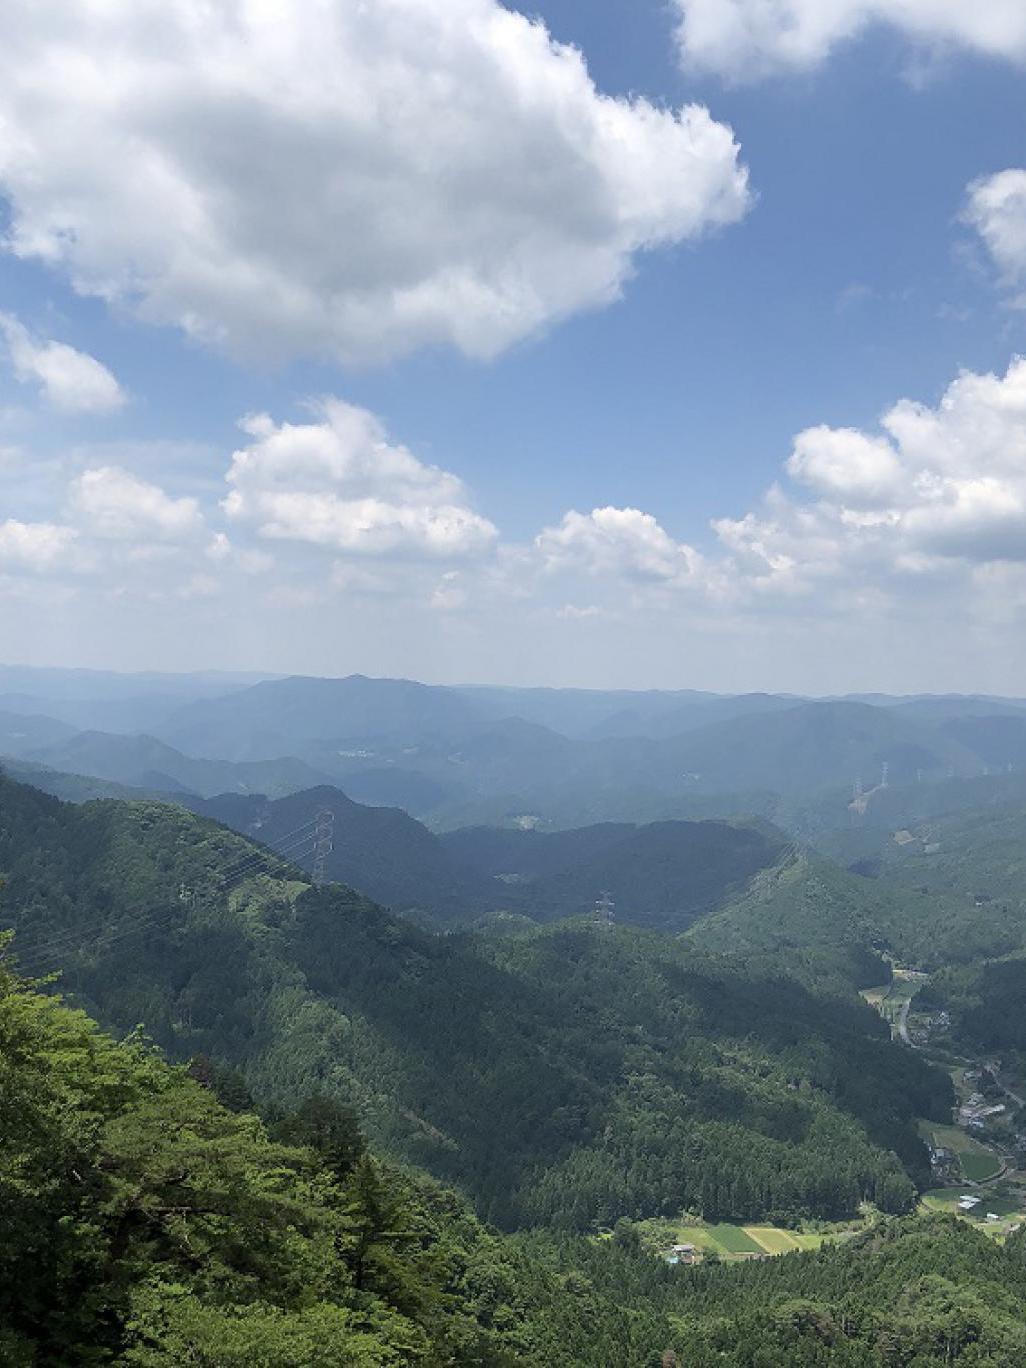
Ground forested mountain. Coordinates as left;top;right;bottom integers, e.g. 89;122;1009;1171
523;1216;1026;1365
186;783;796;932
187;784;475;919
3;949;1023;1365
682;847;1021;979
0;771;949;1234
924;956;1026;1056
0;951;558;1364
443;817;789;929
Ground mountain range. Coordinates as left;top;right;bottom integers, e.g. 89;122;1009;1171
6;669;1026;832
0;768;948;1234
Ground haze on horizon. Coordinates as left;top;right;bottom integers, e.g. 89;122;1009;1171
2;1;1026;695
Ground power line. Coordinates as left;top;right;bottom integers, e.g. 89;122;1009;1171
6;816;326;977
312;807;335;886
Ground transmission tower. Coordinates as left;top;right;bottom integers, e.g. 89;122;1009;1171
312;808;335;887
594;891;615;929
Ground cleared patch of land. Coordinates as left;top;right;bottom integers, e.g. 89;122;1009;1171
921;1184;1026;1239
741;1225;825;1254
918;1120;1004;1183
637;1217;844;1263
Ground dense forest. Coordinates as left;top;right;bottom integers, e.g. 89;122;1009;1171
924;957;1026;1055
4;950;1026;1365
0;771;950;1234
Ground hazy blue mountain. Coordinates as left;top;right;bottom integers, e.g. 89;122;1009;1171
938;714;1026;769
661;699;983;794
159;673;492;760
440;822;637;882
0;709;79;755
0;662;269;700
24;730;334;798
581;691;803;740
0;757;162;802
0;690;221;736
452;684;721;737
0;664;273;739
13;671;1026;832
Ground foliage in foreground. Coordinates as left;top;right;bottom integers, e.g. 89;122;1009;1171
0;949;543;1365
3;932;1026;1362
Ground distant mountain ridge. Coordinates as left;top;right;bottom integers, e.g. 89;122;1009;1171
7;666;1026;830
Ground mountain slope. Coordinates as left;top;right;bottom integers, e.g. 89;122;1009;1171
188;784;473;916
0;772;950;1231
184;785;795;932
3;946;1023;1365
445;818;790;930
0;950;577;1366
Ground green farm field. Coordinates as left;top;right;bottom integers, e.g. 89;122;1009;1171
639;1218;837;1262
706;1223;764;1254
918;1121;1004;1183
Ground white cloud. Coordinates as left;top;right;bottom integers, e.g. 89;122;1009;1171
535;506;704;584
786;426;905;508
431;572;468;612
527;359;1026;617
713;357;1026;597
556;603;604;620
673;0;1026;79
224;398;497;558
0;315;125;413
68;466;203;541
205;532;273;574
965;170;1026;303
0;0;749;366
0;519;78;573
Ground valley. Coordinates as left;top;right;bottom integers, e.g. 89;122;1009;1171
5;669;1026;1362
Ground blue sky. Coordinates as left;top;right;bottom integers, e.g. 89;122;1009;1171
2;0;1026;691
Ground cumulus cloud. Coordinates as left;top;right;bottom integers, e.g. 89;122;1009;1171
68;466;203;541
0;520;78;573
965;170;1026;303
535;506;704;585
224;399;497;558
713;357;1026;596
529;359;1026;615
0;315;125;413
673;0;1026;79
0;0;749;366
786;426;905;507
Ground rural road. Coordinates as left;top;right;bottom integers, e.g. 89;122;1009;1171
896;994;913;1045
